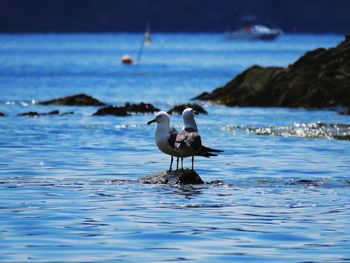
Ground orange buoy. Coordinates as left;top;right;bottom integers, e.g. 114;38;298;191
121;54;133;64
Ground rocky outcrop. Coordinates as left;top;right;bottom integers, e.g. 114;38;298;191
193;34;350;109
18;110;73;117
61;111;74;115
167;103;207;115
139;169;204;185
93;106;129;116
18;110;60;117
123;102;160;113
93;102;160;116
39;93;105;106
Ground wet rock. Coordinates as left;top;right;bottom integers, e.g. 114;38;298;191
18;111;41;117
61;111;74;115
193;34;350;109
0;112;6;117
39;93;105;106
93;106;129;116
110;178;135;184
208;180;230;186
168;103;208;115
193;66;285;106
93;102;160;116
124;102;160;113
47;110;60;115
139;169;205;185
18;110;60;117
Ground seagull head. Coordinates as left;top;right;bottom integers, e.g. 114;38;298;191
182;108;198;119
147;111;170;125
182;108;198;131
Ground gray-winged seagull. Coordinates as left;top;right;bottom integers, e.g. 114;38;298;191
175;108;223;170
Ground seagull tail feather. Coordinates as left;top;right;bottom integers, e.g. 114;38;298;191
202;146;223;153
197;150;218;158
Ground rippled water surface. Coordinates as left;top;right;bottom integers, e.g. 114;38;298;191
1;33;350;262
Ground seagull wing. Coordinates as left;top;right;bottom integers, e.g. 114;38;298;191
175;130;202;155
184;132;202;151
176;128;222;158
168;127;178;148
175;130;187;146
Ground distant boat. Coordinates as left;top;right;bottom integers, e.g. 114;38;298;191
225;24;282;41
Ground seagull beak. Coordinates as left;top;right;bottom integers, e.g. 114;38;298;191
147;118;156;125
193;110;199;115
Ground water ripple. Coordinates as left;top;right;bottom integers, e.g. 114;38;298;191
1;34;350;262
223;122;350;140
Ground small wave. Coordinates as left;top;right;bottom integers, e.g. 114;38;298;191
4;100;36;106
114;124;140;129
222;122;350;140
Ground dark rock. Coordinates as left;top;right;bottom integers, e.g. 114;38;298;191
209;179;225;185
194;65;285;106
93;106;130;116
168;103;208;115
339;108;350;115
208;180;233;186
18;111;40;117
295;179;325;187
0;112;5;117
110;178;135;184
39;93;105;106
61;111;74;115
193;34;350;109
123;102;160;114
47;110;60;115
18;110;60;117
193;92;210;101
93;102;160;116
139;169;205;185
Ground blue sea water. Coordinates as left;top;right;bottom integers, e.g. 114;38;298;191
0;33;350;262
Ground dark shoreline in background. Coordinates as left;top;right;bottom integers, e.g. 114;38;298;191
0;32;345;36
0;0;350;34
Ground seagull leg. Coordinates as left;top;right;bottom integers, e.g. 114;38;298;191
191;156;194;170
181;157;184;170
176;157;179;170
169;156;173;172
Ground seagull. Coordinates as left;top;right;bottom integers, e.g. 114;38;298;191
147;111;181;172
175;108;223;170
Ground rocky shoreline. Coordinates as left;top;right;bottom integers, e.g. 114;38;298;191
193;34;350;114
93;103;161;116
17;110;73;117
2;94;207;118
